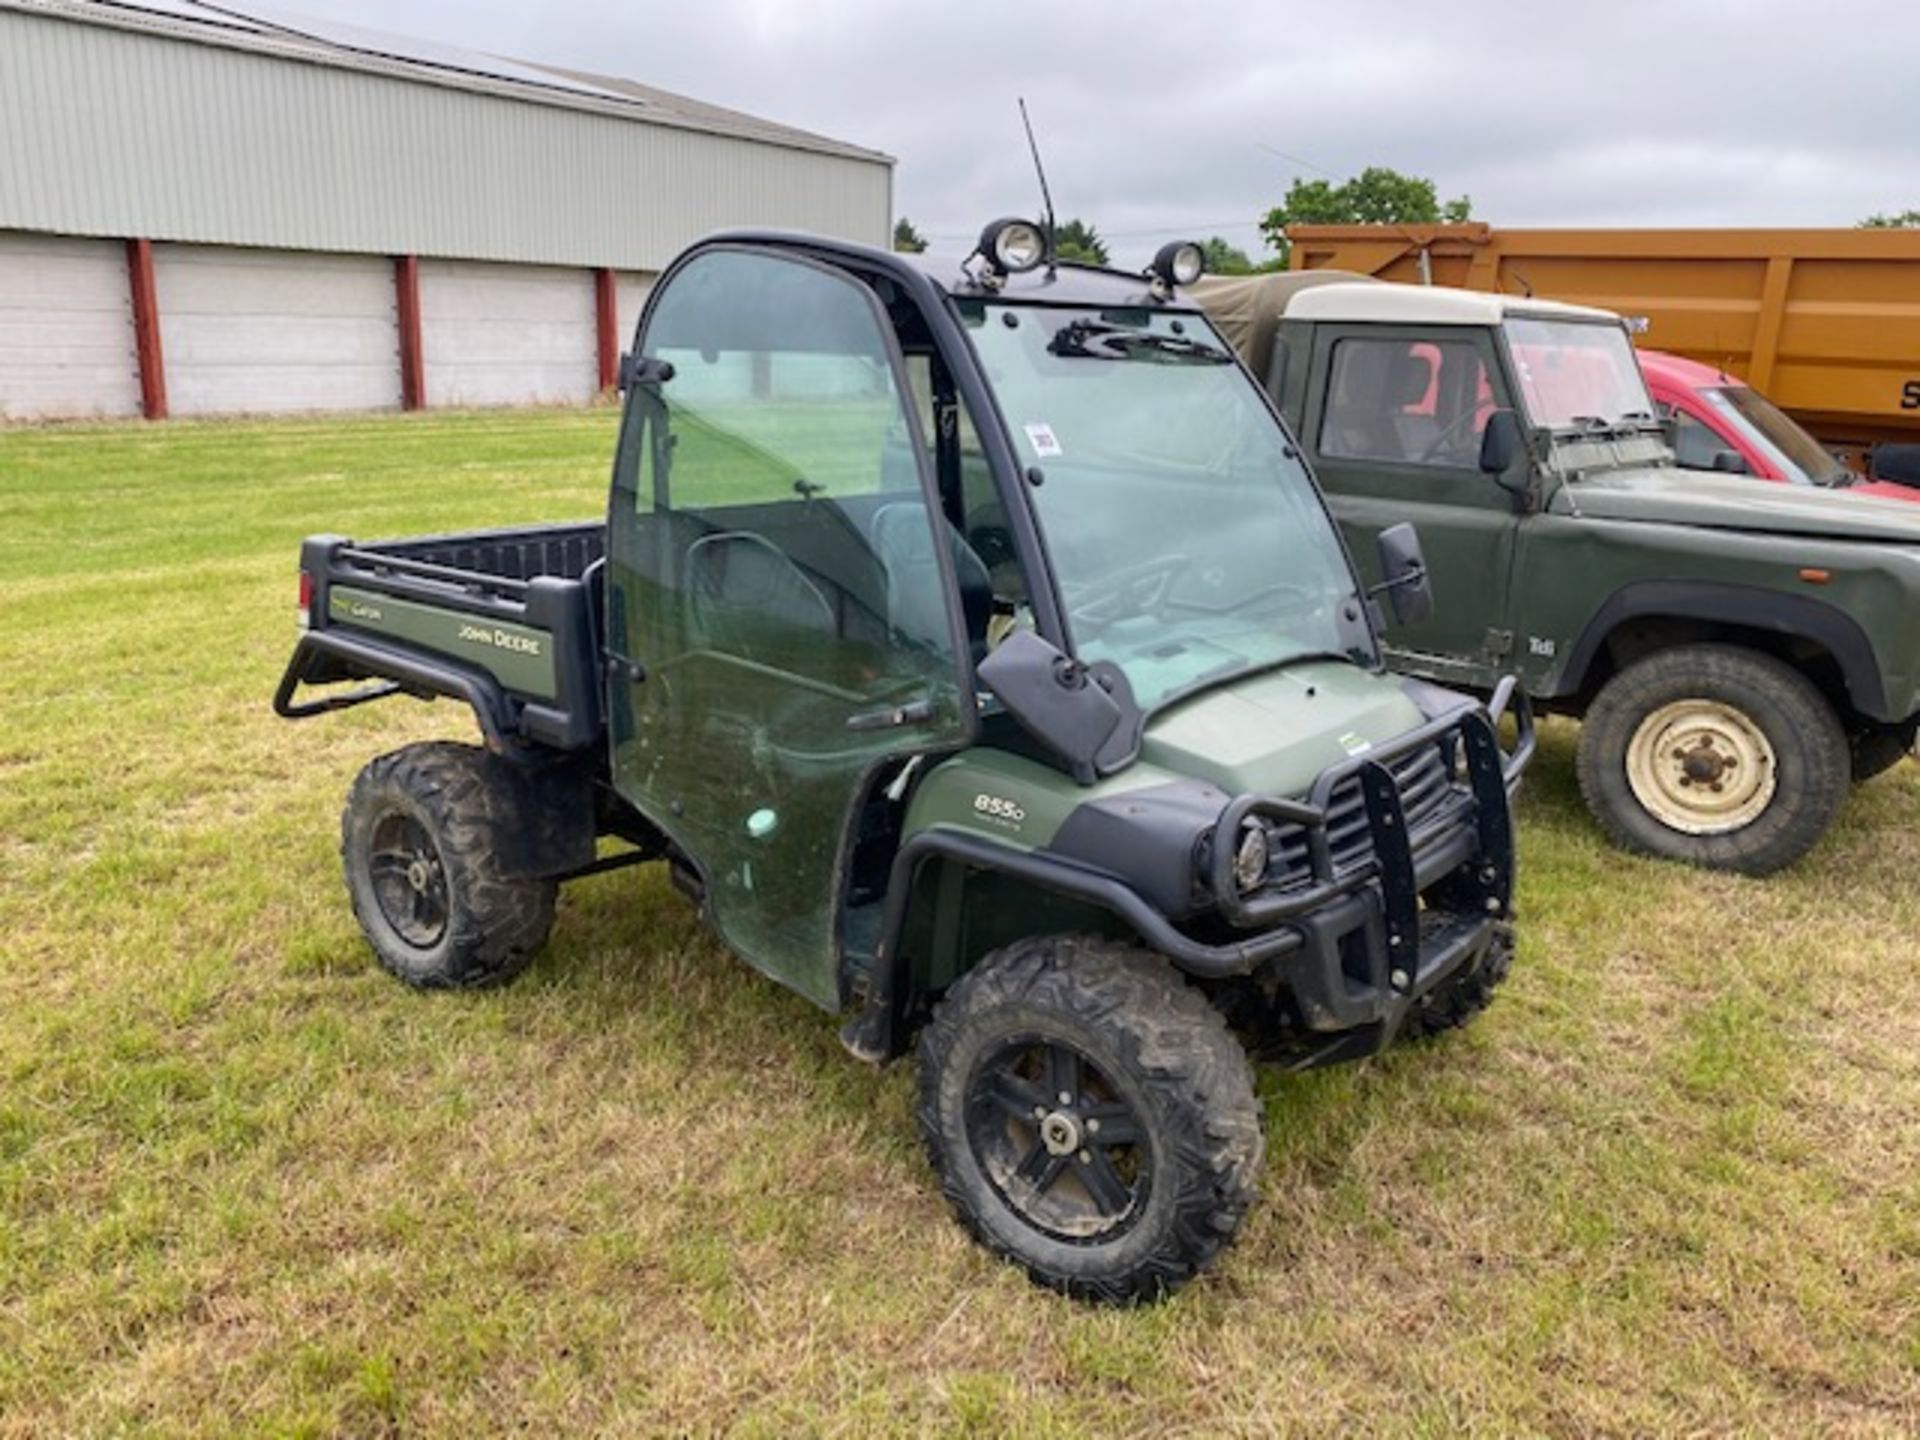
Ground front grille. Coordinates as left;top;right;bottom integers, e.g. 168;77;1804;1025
1263;740;1460;892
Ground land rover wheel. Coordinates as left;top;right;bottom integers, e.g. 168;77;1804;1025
916;936;1262;1305
340;741;556;988
1576;644;1848;875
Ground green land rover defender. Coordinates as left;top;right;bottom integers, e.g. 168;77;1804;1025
277;223;1532;1303
1199;271;1920;875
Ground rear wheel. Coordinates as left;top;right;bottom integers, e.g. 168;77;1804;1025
1576;644;1847;874
917;935;1262;1305
341;741;556;988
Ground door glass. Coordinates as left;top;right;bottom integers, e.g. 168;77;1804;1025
1311;329;1515;685
1321;337;1492;468
607;249;970;1008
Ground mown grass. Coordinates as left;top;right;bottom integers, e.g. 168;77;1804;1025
2;409;1917;1436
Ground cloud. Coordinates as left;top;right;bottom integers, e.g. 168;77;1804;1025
273;0;1920;262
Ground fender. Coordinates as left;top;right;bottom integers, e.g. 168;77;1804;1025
837;826;1312;1062
1555;579;1889;720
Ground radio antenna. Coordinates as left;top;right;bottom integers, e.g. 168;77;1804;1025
1018;98;1057;268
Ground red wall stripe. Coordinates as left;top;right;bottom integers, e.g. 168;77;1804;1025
126;238;167;420
394;255;425;411
594;267;620;392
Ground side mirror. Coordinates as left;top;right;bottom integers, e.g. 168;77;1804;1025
1870;443;1920;488
1479;409;1525;490
1371;522;1435;628
1710;449;1750;475
976;628;1125;774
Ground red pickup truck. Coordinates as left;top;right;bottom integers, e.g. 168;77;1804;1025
1642;349;1919;499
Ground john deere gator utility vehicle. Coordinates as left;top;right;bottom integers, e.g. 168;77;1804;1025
276;220;1534;1302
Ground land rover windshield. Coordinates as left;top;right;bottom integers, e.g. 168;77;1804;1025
962;301;1369;710
1505;317;1656;432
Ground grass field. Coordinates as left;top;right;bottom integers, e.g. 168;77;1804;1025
2;409;1918;1436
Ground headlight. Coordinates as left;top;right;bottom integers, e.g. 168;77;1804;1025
1151;240;1205;288
978;217;1047;276
1232;823;1269;894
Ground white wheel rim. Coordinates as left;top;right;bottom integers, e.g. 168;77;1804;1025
1625;699;1778;835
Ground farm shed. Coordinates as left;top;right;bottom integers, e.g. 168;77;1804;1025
0;0;894;420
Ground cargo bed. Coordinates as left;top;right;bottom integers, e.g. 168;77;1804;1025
274;521;607;752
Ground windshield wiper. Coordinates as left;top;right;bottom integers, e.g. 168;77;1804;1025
1049;320;1232;365
1559;413;1658;438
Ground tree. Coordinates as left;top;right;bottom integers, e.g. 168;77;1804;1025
892;218;928;253
1860;209;1920;229
1259;166;1472;264
1053;218;1109;266
1200;237;1255;275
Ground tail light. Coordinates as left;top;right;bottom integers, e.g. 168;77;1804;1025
297;570;313;630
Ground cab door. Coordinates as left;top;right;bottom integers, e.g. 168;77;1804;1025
1303;325;1522;689
604;247;974;1010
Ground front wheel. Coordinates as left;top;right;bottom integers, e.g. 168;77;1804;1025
1575;645;1848;875
916;936;1263;1305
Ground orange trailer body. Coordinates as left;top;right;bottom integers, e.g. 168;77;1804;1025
1286;224;1920;463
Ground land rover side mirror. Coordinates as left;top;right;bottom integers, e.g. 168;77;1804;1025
1479;408;1523;484
1710;449;1750;475
1870;443;1920;488
977;628;1126;775
1371;523;1434;628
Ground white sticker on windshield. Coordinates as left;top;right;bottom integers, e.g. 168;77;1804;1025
1024;422;1062;458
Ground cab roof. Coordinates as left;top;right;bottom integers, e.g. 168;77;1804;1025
703;229;1209;312
1281;280;1622;328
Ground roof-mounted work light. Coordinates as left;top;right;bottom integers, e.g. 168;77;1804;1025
1149;240;1206;290
977;217;1048;277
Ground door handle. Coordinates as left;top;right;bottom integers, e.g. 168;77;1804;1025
846;698;936;732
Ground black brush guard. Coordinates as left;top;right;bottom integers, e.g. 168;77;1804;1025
1200;680;1534;1034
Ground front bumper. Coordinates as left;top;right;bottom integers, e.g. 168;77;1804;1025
1195;679;1534;1036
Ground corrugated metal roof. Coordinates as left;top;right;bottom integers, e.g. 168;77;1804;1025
0;0;893;270
3;0;894;164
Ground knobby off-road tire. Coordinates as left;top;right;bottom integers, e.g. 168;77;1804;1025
917;935;1263;1305
1402;921;1514;1040
341;741;556;989
1575;644;1848;875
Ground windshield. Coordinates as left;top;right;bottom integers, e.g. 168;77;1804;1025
1505;318;1655;431
961;301;1368;710
1706;385;1849;486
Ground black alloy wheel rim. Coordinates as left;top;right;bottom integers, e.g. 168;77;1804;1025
368;812;449;949
964;1035;1151;1243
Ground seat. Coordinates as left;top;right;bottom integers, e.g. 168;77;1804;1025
869;502;994;662
685;531;835;663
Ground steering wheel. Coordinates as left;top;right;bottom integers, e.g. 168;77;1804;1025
1064;554;1189;633
1417;409;1485;464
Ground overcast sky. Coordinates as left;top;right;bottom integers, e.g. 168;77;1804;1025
270;0;1919;265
